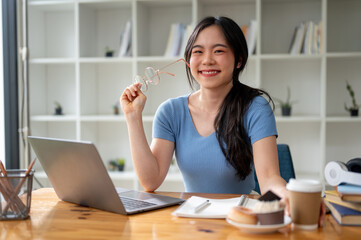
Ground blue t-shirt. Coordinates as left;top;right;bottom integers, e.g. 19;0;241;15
153;94;277;194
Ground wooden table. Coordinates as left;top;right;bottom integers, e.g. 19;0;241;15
0;188;360;240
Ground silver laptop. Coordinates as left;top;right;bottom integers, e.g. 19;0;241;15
28;136;184;215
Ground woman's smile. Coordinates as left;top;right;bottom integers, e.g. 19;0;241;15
199;69;221;77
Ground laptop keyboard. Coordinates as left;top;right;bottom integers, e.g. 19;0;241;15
119;196;156;210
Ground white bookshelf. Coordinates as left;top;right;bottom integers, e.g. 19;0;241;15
27;0;361;191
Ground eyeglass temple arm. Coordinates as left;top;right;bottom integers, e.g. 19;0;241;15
159;58;190;71
157;71;175;77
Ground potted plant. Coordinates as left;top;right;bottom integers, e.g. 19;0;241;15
108;158;125;171
108;160;118;171
54;101;63;115
113;101;120;115
344;81;360;117
274;86;297;116
105;46;114;57
169;158;177;173
116;158;125;171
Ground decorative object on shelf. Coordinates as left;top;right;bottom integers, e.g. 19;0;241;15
118;20;132;57
116;158;125;171
113;101;120;115
274;86;297;116
344;81;360;117
54;101;63;115
105;46;114;57
169;158;178;173
108;158;125;171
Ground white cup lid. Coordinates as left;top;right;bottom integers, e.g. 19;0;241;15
286;179;323;192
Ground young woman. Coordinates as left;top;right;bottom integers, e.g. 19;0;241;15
121;16;287;199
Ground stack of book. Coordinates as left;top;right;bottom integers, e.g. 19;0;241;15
288;20;322;55
164;23;193;57
241;20;257;55
324;184;361;226
118;20;132;57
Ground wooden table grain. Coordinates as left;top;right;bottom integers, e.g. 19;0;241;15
0;188;359;240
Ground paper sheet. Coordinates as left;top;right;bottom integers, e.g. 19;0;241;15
172;196;258;219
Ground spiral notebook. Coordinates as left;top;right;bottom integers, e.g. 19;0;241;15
172;196;258;219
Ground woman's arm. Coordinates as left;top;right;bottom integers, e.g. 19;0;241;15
121;83;174;191
252;136;288;199
253;135;326;226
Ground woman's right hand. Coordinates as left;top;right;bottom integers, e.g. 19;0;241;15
120;83;147;116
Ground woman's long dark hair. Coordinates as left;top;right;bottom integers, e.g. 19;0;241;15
184;16;273;180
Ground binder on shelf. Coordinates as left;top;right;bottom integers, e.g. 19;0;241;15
118;20;132;57
289;22;306;55
246;20;257;55
302;21;314;54
164;23;186;57
178;25;193;57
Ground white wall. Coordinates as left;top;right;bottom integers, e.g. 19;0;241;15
0;1;5;167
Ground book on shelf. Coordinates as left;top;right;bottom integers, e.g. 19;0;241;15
246;20;257;55
324;190;361;212
178;24;193;57
302;21;314;54
118;20;132;57
289;20;322;55
289;22;306;55
164;23;186;57
325;200;361;226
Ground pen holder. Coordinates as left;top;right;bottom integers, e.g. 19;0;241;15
0;169;34;220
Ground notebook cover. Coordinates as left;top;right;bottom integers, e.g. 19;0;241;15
326;201;361;226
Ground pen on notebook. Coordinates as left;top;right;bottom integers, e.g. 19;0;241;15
194;200;211;213
237;195;248;206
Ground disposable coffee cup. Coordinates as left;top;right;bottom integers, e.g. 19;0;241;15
286;179;322;230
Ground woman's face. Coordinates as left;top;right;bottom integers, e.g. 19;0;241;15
189;25;240;91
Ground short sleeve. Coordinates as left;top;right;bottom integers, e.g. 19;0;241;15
244;96;278;144
152;100;176;143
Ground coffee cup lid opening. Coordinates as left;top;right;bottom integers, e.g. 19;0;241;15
286;179;323;192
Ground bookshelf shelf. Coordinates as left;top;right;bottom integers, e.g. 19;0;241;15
79;115;154;122
31;115;77;122
79;57;133;63
28;0;361;191
30;58;76;64
326;117;361;123
326;52;361;59
275;116;322;123
260;54;323;60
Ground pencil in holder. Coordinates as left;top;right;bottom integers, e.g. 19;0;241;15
0;169;34;220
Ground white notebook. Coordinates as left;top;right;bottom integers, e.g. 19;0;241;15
172;196;258;219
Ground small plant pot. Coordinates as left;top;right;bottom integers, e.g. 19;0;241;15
55;108;63;115
117;165;124;171
350;109;359;117
105;52;114;57
113;107;119;115
281;107;292;116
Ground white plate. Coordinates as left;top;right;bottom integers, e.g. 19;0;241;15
226;216;292;234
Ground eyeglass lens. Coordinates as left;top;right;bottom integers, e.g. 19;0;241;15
134;75;148;91
144;67;160;85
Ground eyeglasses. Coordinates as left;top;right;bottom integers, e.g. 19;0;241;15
134;58;190;92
